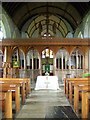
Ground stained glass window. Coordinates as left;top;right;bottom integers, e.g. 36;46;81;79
42;49;53;58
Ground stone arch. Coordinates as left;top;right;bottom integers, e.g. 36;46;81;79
2;14;11;38
83;11;90;38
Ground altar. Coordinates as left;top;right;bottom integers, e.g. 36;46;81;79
35;76;59;90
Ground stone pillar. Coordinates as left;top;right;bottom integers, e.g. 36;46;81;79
61;54;63;70
32;53;34;70
83;55;85;73
35;58;37;69
67;56;71;78
3;47;7;77
69;56;71;70
31;52;34;82
65;57;67;70
4;46;7;62
58;58;59;69
79;55;81;69
39;56;42;75
76;51;79;76
54;55;56;75
76;51;78;69
17;48;19;62
27;55;30;67
24;54;26;69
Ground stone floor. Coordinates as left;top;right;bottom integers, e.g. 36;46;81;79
15;86;77;119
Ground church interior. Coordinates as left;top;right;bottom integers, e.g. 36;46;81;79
0;1;90;119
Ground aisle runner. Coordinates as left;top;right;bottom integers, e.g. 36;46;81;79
45;106;79;119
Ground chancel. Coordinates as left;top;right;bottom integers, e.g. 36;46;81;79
0;1;90;119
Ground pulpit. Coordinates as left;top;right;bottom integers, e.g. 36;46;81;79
35;76;59;90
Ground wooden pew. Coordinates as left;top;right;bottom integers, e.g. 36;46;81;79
10;78;30;95
8;78;30;96
0;80;25;104
0;91;12;118
64;78;90;98
0;83;20;113
0;78;30;97
64;78;89;96
82;90;90;119
69;80;90;104
74;84;90;114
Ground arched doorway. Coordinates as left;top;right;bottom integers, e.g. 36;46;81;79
41;48;54;75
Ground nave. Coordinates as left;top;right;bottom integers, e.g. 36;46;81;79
0;2;90;119
1;76;90;119
15;86;77;119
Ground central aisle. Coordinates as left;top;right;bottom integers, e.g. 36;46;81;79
16;86;71;118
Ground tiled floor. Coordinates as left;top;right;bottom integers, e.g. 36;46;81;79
16;86;72;119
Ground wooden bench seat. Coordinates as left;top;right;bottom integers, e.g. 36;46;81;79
69;80;90;104
74;84;90;114
64;78;90;98
0;80;25;104
82;90;90;119
0;91;12;118
64;78;90;119
0;83;20;113
0;78;30;97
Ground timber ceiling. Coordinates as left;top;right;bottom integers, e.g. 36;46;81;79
2;2;90;37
